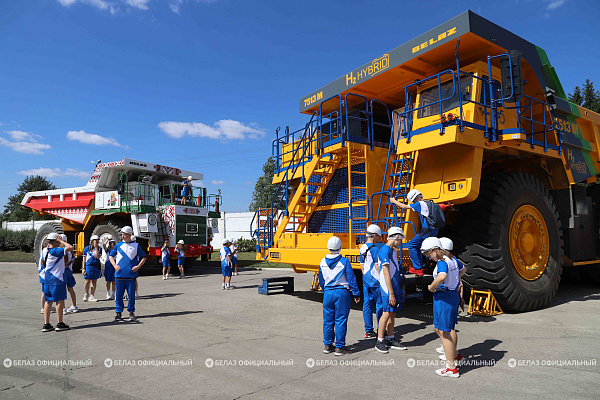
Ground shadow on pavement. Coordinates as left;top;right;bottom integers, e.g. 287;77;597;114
70;310;203;330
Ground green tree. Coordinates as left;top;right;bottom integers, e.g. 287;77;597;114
569;79;600;112
1;176;57;222
249;157;289;212
568;85;583;106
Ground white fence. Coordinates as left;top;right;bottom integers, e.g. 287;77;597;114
212;212;255;249
1;220;60;231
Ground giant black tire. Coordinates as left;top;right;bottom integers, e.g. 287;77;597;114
34;222;64;265
450;172;563;312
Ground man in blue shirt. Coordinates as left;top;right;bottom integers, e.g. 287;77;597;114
109;226;146;322
318;236;360;356
390;189;438;276
40;232;73;332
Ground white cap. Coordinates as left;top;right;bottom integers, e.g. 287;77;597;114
109;237;116;243
121;226;133;234
366;224;382;237
188;176;192;180
439;237;453;251
47;233;59;240
60;234;67;241
131;235;136;241
388;227;406;239
222;238;230;245
90;235;100;241
407;189;422;203
178;239;185;244
421;237;442;253
327;236;342;252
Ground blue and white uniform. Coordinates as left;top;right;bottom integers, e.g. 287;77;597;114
65;250;76;288
161;246;171;267
230;244;238;266
182;180;191;197
220;246;232;277
39;247;67;302
407;201;439;271
378;244;403;313
83;245;102;280
432;256;461;332
318;254;360;349
360;243;382;333
110;240;146;313
175;246;185;266
102;243;115;282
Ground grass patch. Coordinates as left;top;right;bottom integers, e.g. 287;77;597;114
201;250;292;269
0;250;35;263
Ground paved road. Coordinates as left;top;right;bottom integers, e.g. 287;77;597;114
0;262;598;399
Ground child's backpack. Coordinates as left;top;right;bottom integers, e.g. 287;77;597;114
424;200;446;230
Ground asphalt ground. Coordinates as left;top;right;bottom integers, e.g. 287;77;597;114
0;261;599;400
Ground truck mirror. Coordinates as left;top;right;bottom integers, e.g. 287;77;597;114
500;49;524;103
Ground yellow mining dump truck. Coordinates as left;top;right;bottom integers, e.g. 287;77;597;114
251;10;600;311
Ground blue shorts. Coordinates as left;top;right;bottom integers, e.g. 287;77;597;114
84;265;101;280
433;290;460;332
44;283;67;303
178;257;185;266
182;187;190;196
104;263;115;282
380;291;402;313
65;268;76;288
162;257;171;267
222;266;232;277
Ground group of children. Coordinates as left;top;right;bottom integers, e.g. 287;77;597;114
318;188;465;377
219;238;238;289
161;239;188;279
39;226;148;330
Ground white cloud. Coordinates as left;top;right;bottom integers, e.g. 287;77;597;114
170;0;217;14
124;0;149;10
158;120;264;141
66;130;129;148
18;168;90;179
546;0;565;10
0;131;51;155
211;180;224;185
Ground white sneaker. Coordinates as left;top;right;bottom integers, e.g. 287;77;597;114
163;276;166;280
166;274;169;279
135;292;139;298
41;308;44;314
111;292;115;299
63;308;67;315
88;295;98;302
226;285;232;290
83;293;89;302
221;286;226;290
436;367;460;378
436;345;445;354
67;306;79;313
106;292;112;300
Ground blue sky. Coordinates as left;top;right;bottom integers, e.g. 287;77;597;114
1;0;599;213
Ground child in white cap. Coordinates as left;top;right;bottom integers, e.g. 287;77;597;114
175;239;186;279
220;238;233;289
40;233;73;332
